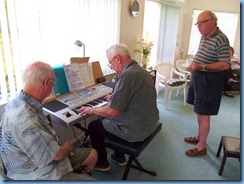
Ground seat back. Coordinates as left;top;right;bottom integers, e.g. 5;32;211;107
176;60;191;78
155;62;187;108
176;60;187;73
155;63;174;80
155;62;186;91
176;60;191;84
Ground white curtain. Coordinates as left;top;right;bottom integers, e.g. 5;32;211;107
144;1;179;66
0;0;120;104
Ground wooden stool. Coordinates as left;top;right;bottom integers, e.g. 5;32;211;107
216;136;240;176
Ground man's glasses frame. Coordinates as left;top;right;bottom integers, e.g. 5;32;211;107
195;18;213;26
108;56;116;68
48;78;57;83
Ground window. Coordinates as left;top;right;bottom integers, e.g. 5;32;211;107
0;0;120;104
143;0;180;66
188;9;239;54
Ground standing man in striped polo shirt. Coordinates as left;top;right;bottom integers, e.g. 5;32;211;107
184;10;231;157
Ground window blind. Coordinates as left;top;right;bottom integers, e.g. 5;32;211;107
0;0;120;105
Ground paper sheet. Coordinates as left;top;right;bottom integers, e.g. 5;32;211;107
63;63;84;91
78;63;95;87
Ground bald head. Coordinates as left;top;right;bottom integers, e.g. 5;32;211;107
198;10;218;25
23;61;54;87
196;10;218;38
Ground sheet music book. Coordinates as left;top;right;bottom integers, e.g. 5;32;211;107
78;63;95;87
53;66;70;95
63;63;84;92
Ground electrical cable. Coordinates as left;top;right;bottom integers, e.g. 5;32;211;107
71;119;88;147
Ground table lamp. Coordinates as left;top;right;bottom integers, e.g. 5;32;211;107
74;40;85;57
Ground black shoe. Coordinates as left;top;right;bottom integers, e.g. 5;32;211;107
111;153;127;167
94;160;111;172
227;79;239;85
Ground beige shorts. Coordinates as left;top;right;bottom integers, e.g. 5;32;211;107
60;172;94;180
69;147;92;171
60;147;94;180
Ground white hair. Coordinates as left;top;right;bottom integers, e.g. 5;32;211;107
106;43;131;59
22;61;53;86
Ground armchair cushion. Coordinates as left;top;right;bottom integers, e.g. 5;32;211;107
160;78;185;86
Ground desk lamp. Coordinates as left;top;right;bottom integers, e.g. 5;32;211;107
74;40;85;57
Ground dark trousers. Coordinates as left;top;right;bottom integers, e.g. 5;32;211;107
88;119;125;164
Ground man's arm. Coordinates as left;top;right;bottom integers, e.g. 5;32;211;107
188;61;230;72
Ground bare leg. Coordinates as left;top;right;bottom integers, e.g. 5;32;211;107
70;148;98;176
82;149;98;172
196;114;210;150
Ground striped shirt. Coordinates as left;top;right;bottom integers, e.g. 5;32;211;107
0;91;73;180
195;27;230;71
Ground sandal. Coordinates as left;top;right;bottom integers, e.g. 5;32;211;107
185;147;207;157
184;136;199;144
223;91;234;98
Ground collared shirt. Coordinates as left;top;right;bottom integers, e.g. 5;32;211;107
0;91;72;180
102;61;159;142
195;27;230;72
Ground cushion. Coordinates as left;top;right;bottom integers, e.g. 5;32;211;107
161;78;185;86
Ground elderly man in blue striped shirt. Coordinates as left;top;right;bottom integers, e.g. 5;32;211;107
0;61;98;180
184;10;230;157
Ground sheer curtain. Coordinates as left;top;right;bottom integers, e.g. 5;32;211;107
0;0;120;104
143;1;179;66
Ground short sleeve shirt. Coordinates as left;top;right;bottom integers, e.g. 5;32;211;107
0;91;73;180
102;61;159;142
195;28;230;71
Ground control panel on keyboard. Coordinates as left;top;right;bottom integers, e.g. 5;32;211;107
57;84;112;108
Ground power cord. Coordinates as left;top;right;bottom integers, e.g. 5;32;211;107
72;119;90;147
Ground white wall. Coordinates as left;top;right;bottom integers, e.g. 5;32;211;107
119;0;145;63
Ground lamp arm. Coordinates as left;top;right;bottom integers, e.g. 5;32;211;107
83;45;85;57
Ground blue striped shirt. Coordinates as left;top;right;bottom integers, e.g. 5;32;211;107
0;91;73;180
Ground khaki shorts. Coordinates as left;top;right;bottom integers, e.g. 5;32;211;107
60;172;95;180
60;147;94;180
69;147;92;171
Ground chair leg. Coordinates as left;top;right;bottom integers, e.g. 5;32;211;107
176;89;179;96
122;156;133;180
164;88;169;109
155;77;160;96
168;89;172;99
183;87;186;105
216;136;223;157
131;158;157;176
218;154;227;176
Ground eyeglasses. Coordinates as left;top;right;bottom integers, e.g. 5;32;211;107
48;78;57;84
108;56;116;68
195;18;213;26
